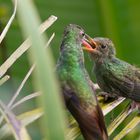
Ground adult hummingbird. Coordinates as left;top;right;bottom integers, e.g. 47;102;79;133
83;37;140;105
56;25;108;140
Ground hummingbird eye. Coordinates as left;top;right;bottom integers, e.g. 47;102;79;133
80;31;85;37
101;45;107;49
82;33;85;36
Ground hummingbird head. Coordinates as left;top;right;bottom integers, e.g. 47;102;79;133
82;37;116;61
60;24;94;65
60;24;93;52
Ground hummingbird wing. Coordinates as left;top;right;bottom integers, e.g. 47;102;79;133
129;67;140;101
102;61;135;98
135;67;140;80
63;85;108;140
103;71;134;96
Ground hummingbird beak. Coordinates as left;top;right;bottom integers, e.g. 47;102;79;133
82;34;96;52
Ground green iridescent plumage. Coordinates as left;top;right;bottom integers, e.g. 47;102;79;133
88;37;140;102
56;25;108;140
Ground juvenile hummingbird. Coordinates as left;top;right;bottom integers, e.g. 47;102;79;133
83;37;140;106
56;25;108;140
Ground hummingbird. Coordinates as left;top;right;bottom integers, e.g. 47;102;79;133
83;37;140;106
56;25;108;140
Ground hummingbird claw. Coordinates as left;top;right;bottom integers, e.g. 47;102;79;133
98;92;118;102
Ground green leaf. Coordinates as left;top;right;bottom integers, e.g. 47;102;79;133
0;100;31;140
17;0;67;140
0;75;10;85
101;97;126;116
0;108;43;139
108;104;132;136
114;114;140;140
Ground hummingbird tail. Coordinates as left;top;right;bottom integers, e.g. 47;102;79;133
66;94;108;140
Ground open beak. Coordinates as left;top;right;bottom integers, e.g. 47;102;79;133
82;34;96;52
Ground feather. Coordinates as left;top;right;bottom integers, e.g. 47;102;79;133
63;88;108;140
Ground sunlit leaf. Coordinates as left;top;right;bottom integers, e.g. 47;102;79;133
0;108;43;139
0;100;31;140
0;75;10;86
101;97;126;116
108;104;132;136
114;113;140;140
0;15;57;78
0;0;17;44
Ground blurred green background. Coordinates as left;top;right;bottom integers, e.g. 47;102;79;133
1;0;140;79
1;0;140;139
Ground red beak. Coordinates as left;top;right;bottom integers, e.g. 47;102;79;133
82;34;96;52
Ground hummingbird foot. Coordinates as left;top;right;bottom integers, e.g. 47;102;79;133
98;92;118;102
